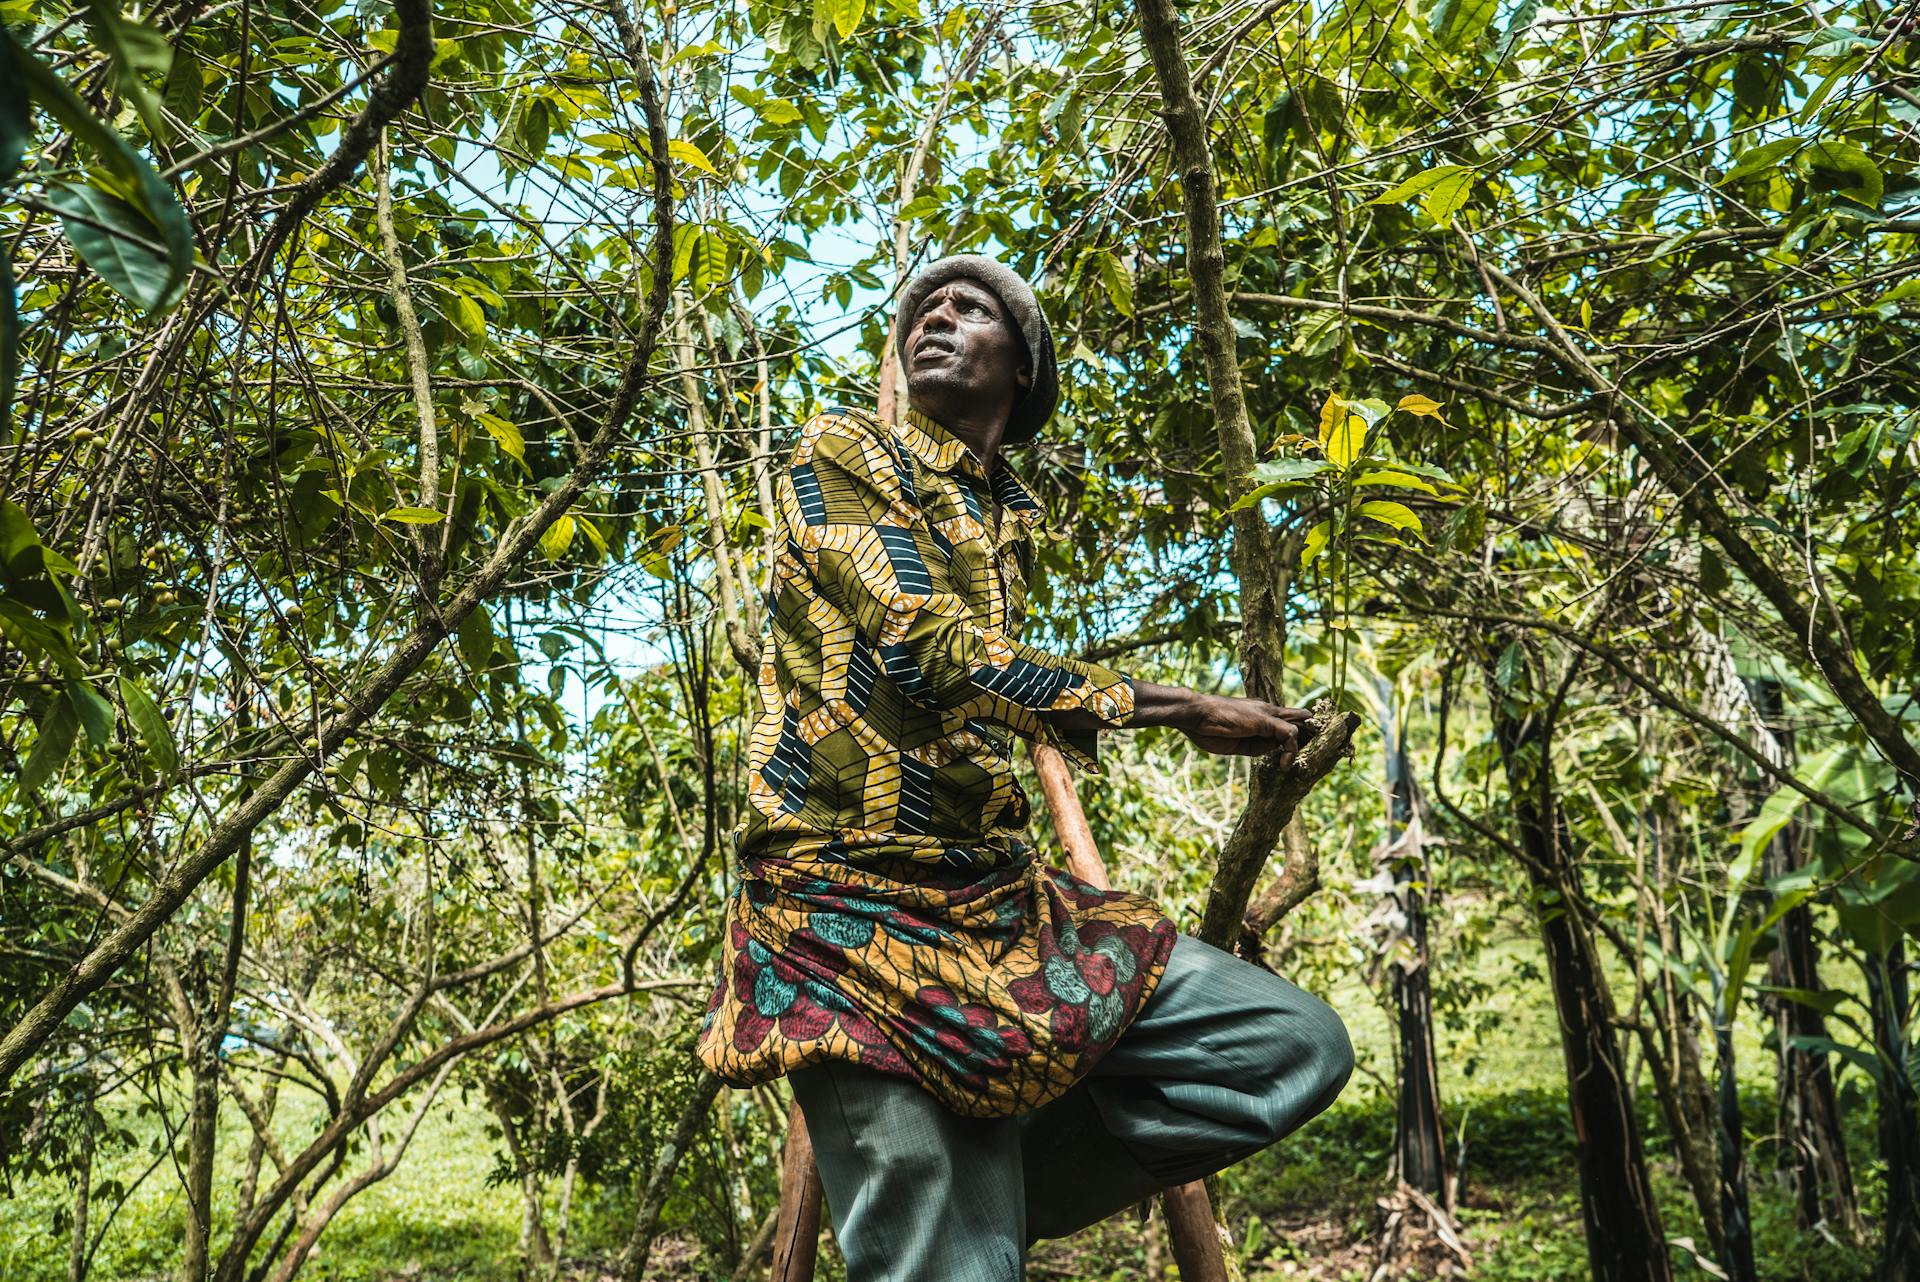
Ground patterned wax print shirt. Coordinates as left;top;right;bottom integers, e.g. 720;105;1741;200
695;405;1179;1119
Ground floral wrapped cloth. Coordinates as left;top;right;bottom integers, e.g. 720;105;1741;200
694;406;1178;1119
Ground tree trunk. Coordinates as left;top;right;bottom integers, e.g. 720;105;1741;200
1748;679;1861;1240
69;1118;93;1282
1622;798;1727;1257
1381;687;1446;1203
1490;685;1672;1282
486;1086;555;1276
1711;998;1757;1282
1864;944;1920;1282
183;822;252;1282
623;1069;725;1282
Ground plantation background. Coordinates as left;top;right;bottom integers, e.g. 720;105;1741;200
2;0;1916;1279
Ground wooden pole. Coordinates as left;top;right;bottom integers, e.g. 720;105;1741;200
1028;742;1230;1282
1029;741;1108;890
770;1101;824;1282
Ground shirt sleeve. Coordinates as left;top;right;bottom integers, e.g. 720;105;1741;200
779;413;1135;769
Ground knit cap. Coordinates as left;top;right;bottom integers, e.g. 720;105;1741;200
894;254;1058;445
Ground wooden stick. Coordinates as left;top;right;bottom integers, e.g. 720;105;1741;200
1030;741;1108;890
770;1100;824;1282
1028;741;1230;1282
1163;1181;1233;1282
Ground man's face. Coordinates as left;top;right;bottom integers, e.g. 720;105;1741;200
902;278;1031;418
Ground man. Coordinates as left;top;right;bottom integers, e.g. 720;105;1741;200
696;254;1354;1279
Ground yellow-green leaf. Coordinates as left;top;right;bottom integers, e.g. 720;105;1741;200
1299;520;1331;568
826;0;867;39
477;411;525;464
447;292;486;343
1352;469;1440;495
1366;164;1473;211
540;514;577;560
1315;390;1346;448
382;506;445;524
1420;168;1476;222
669;139;720;178
1325;414;1369;470
1358;500;1424;539
1397;393;1445;418
1095;250;1135;319
577;516;609;560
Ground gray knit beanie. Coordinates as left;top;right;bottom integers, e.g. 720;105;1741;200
894;254;1058;445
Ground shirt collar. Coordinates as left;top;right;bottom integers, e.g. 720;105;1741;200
897;407;1047;530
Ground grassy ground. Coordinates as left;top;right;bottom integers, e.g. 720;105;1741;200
1;927;1882;1281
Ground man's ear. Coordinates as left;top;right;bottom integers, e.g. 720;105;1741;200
1016;361;1032;392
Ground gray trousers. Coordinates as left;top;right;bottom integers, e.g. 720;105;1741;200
787;933;1355;1281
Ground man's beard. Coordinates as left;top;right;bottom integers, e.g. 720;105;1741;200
905;364;973;401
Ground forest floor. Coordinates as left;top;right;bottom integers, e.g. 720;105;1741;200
1;933;1882;1281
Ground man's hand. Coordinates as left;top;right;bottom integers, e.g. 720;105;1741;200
1126;681;1316;766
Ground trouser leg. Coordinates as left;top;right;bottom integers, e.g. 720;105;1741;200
788;1058;1026;1282
1022;932;1355;1241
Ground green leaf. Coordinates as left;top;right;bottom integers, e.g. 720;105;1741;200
161;45;203;126
1722;137;1802;184
1397;393;1446;418
457;606;495;676
1430;0;1498;47
899;194;941;221
1734;744;1851;875
1495;640;1525;691
1262;91;1298;157
19;697;78;794
1249;458;1332;486
1230;463;1331;512
669;224;727;296
1756;985;1849;1016
381;506;445;524
515;95;551;160
1367;165;1475;223
1446;499;1486;552
0;32;30;184
1357;499;1424;538
119;674;177;774
1788;1035;1881;1083
79;0;171;142
1290;310;1342;356
66;678;114;748
45;177;186;311
1800;139;1883;208
1422;169;1476;222
446;291;486;343
1095;250;1134;319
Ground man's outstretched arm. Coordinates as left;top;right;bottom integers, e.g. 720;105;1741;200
1042;679;1315;767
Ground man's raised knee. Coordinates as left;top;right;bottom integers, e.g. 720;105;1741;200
1254;993;1354;1145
